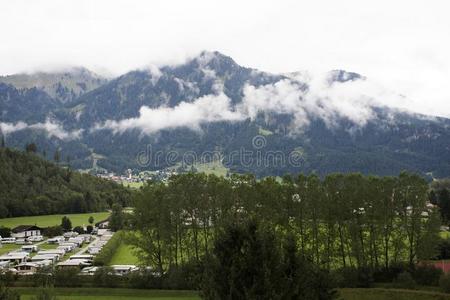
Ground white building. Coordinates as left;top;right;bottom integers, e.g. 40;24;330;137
11;225;41;239
0;251;29;264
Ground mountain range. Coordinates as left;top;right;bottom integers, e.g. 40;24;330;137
1;51;449;178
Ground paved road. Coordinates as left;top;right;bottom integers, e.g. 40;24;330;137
65;235;100;259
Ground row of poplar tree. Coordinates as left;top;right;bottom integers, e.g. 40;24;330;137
130;172;441;273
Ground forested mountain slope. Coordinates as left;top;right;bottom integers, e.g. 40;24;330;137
0;147;130;218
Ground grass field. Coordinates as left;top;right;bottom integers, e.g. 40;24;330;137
0;243;19;255
11;287;450;300
193;160;228;177
14;288;200;300
122;181;145;189
340;288;450;300
109;242;140;265
0;212;110;228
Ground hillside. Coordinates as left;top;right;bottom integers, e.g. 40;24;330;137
0;147;131;218
1;51;449;177
0;67;107;104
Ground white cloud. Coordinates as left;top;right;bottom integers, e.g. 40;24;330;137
96;73;415;135
0;119;83;140
94;92;244;134
0;0;450;118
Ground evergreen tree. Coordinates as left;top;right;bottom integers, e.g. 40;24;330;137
439;188;450;224
109;203;124;231
25;143;37;153
61;216;72;231
53;150;60;164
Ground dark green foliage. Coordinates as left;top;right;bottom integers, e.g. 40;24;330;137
412;265;443;286
393;272;416;289
93;266;118;287
73;226;84;234
0;284;20;300
86;225;93;234
60;217;72;232
25;143;37;153
127;269;163;289
109;203;124;232
0;148;131;218
334;267;374;288
131;172;439;277
437;239;450;259
42;226;63;238
438;189;450;224
53;268;81;288
88;216;94;225
0;226;11;238
440;273;450;293
93;231;124;266
53;150;60;164
201;220;338;300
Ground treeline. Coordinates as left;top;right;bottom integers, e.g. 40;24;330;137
130;172;441;273
0;147;131;218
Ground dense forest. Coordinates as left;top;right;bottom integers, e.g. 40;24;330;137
0;146;131;218
130;172;441;274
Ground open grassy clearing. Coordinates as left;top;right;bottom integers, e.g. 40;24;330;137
14;288;199;300
109;242;140;265
193;160;229;177
340;288;450;300
0;212;110;228
122;181;145;189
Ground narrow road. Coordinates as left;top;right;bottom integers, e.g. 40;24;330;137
63;235;100;260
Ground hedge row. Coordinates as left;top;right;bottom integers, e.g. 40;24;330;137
93;231;124;266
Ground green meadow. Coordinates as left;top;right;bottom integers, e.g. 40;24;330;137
109;242;140;265
0;212;110;228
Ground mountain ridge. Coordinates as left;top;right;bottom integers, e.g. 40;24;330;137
1;51;449;178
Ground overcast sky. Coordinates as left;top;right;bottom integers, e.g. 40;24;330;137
1;0;449;118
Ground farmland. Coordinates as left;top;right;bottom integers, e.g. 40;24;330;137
0;212;110;228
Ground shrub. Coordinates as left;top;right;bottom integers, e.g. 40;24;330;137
440;273;450;293
334;267;373;288
372;262;409;283
393;272;416;289
127;269;163;289
73;226;84;234
412;265;443;286
54;268;81;287
86;225;93;234
93;267;118;287
43;226;63;238
0;226;11;238
93;231;123;266
437;240;450;260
